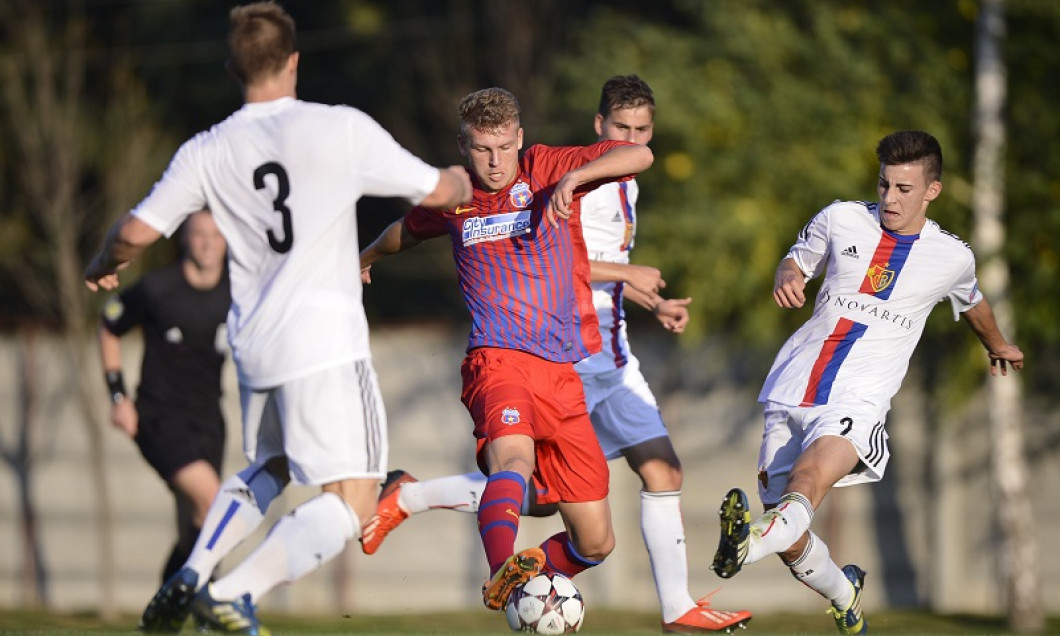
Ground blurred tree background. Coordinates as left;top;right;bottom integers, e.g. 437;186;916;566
3;0;1056;385
0;0;1057;624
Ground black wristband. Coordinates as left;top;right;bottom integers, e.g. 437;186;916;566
105;370;126;405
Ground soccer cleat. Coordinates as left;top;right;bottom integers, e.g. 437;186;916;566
481;547;546;610
662;597;753;633
827;564;868;634
139;566;199;633
190;585;270;635
361;470;417;555
710;488;751;579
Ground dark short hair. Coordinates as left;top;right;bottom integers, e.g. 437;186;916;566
875;130;943;183
597;74;655;118
227;1;297;85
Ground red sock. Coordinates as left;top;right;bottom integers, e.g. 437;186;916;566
478;471;525;575
540;531;600;578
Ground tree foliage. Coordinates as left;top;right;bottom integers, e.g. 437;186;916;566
548;1;978;345
1;0;1056;386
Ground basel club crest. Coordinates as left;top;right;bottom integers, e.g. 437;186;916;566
864;262;895;293
509;181;533;208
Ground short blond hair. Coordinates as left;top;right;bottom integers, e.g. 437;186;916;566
227;1;297;85
458;88;521;139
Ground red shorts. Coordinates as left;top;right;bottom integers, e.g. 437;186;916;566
461;347;609;504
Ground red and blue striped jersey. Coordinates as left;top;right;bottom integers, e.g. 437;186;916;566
759;200;983;410
404;141;635;362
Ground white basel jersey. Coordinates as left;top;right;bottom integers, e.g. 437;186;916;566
759;200;983;411
132;98;439;388
576;179;639;375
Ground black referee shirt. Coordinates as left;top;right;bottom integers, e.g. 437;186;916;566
102;262;231;417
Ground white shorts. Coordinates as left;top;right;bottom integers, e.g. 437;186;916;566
239;359;388;486
580;355;666;460
757;400;889;503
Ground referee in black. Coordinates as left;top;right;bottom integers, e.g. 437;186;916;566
98;210;231;584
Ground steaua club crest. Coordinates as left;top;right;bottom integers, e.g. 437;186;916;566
864;262;895;293
501;407;521;425
509;181;533;208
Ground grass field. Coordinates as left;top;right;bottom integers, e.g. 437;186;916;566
2;608;1057;635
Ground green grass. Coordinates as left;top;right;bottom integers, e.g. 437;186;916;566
1;608;1056;635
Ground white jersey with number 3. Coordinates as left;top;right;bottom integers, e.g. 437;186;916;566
130;97;439;388
759;200;983;411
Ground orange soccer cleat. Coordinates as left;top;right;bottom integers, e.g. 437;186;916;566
481;547;546;611
360;470;417;555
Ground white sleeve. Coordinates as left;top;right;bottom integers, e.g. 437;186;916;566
948;252;984;320
347;110;440;205
785;203;834;281
130;138;208;238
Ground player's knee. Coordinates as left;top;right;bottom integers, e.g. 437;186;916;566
572;532;615;563
626;442;683;491
639;462;683;492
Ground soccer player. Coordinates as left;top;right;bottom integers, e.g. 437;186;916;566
360;76;751;632
709;130;1024;634
98;210;229;591
83;2;472;634
359;86;653;612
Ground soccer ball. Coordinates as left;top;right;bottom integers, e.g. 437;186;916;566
505;572;584;634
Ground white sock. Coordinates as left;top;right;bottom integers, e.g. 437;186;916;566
184;475;265;586
401;471;487;514
785;532;853;609
211;492;358;603
746;492;813;564
640;491;696;623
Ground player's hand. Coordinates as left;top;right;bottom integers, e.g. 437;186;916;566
546;173;579;229
110;400;138;437
84;254;122;292
773;269;807;308
653;297;692;333
448;165;474;205
361;265;373;285
988;343;1024;376
624;264;665;296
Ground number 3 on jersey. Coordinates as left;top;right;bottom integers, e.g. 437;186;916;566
254;161;293;253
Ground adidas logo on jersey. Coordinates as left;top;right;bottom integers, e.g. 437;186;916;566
841;245;859;259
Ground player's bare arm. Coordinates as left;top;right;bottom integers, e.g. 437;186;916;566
359;219;424;284
420;165;473;209
590;260;664;295
546;144;653;228
960;298;1025;375
84;215;163;291
773;257;808;309
621;283;692;334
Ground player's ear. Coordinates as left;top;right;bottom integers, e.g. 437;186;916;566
926;180;942;202
517;127;524;150
457;133;469;157
593;113;605;138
